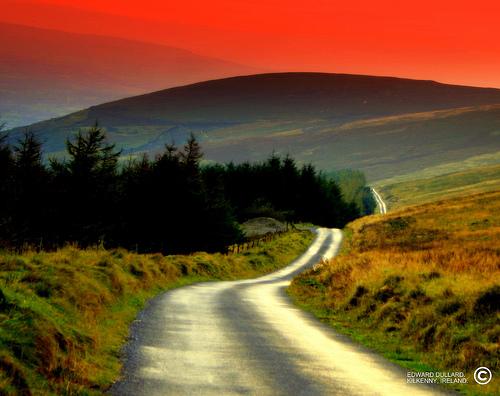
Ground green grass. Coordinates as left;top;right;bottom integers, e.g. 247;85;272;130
288;191;500;395
375;163;500;209
0;229;313;395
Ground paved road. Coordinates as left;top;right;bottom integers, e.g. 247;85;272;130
112;228;445;395
371;188;388;214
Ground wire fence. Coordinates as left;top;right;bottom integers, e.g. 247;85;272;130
225;223;296;255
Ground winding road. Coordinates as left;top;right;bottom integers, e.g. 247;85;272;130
112;228;445;395
371;188;388;214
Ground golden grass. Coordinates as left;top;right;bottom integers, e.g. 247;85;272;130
289;191;500;395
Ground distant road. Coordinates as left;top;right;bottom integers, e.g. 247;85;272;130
112;229;444;395
371;187;388;214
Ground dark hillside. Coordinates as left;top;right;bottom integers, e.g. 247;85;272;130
7;73;500;181
79;72;500;123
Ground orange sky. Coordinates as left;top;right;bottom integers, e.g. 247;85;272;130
2;0;500;88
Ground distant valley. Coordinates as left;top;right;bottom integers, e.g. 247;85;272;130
7;72;500;181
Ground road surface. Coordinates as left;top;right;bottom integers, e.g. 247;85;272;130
371;188;388;214
112;228;446;395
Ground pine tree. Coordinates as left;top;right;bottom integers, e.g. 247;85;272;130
0;129;14;246
14;131;44;176
66;123;121;181
0;131;13;183
51;123;121;246
12;131;48;245
179;134;203;168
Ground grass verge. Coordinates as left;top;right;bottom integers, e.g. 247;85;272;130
0;229;313;395
288;191;499;395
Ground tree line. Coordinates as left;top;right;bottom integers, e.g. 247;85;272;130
0;125;361;254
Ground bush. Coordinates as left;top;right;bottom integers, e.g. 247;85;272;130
473;285;500;316
436;300;462;315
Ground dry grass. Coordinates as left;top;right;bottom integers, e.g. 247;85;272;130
0;230;313;395
289;191;500;395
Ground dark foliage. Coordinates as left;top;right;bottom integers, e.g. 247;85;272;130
473;285;500;316
0;130;14;240
0;128;360;253
203;155;359;227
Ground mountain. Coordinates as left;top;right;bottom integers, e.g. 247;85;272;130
7;72;500;181
0;22;260;127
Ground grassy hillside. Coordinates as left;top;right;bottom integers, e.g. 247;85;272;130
203;104;500;181
7;73;500;181
0;230;313;395
288;191;499;395
374;151;500;186
376;163;500;209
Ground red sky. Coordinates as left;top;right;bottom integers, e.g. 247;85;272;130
2;0;500;88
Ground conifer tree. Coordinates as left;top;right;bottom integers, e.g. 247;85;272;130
12;131;48;245
51;123;121;246
0;129;14;245
0;123;359;252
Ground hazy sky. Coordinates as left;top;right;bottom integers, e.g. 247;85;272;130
2;0;500;87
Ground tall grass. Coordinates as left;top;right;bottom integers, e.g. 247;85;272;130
289;191;499;395
0;230;313;395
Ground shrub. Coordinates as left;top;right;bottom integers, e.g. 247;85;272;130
436;300;462;315
375;285;395;303
420;271;441;281
386;216;415;232
473;285;500;316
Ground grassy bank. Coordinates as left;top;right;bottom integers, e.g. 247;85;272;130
288;191;499;395
0;230;313;395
